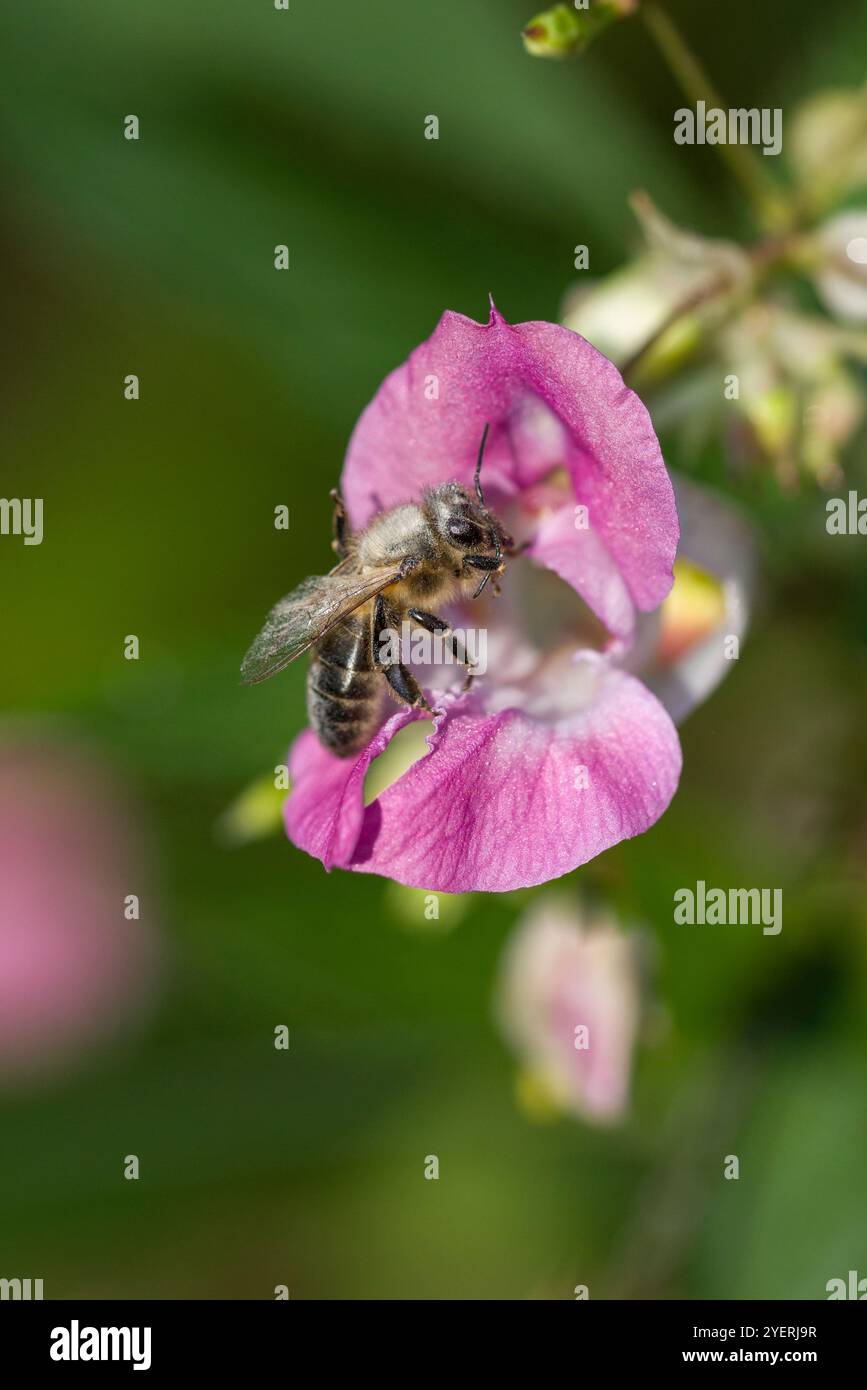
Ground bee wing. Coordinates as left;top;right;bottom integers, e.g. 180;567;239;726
240;565;403;684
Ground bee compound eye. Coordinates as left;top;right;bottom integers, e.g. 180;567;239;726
447;517;478;544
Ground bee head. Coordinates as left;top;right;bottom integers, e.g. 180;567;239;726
427;482;511;556
428;483;487;550
428;424;512;558
426;426;514;598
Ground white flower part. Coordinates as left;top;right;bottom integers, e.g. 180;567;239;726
816;211;867;323
789;89;867;199
561;259;682;367
561;195;751;369
625;475;756;725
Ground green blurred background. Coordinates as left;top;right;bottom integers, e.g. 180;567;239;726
0;0;865;1299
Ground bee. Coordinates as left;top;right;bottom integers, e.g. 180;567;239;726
241;424;515;758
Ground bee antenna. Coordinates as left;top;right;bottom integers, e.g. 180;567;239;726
473;422;490;507
471;422;500;597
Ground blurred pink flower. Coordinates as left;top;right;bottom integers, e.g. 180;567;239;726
495;896;642;1123
0;735;160;1084
286;303;683;892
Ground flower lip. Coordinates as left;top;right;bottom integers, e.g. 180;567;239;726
287;652;682;894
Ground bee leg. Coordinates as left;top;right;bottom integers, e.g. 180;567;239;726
383;661;436;714
373;597;440;714
371;593;394;671
330;487;350;558
408;608;477;692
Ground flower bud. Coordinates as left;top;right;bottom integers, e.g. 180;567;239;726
495;896;643;1123
522;1;637;59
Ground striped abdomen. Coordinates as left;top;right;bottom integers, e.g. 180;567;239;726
306;609;383;758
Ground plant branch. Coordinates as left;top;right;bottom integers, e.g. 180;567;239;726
641;1;790;231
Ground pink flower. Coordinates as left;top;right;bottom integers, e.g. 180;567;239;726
495;896;643;1123
0;735;160;1084
286;302;683;892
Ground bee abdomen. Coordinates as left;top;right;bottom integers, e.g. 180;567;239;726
307;615;383;758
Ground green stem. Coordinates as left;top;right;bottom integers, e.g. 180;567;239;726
641;2;790;231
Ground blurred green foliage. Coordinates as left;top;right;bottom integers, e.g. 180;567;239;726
0;0;865;1298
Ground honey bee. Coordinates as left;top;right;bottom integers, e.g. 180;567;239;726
241;425;515;757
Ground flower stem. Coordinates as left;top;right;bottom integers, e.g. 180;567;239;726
641;1;790;231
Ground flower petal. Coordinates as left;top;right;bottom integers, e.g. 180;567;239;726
285;706;417;871
631;475;756;724
815;210;867;323
341;304;678;619
527;501;635;640
285;666;681;893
